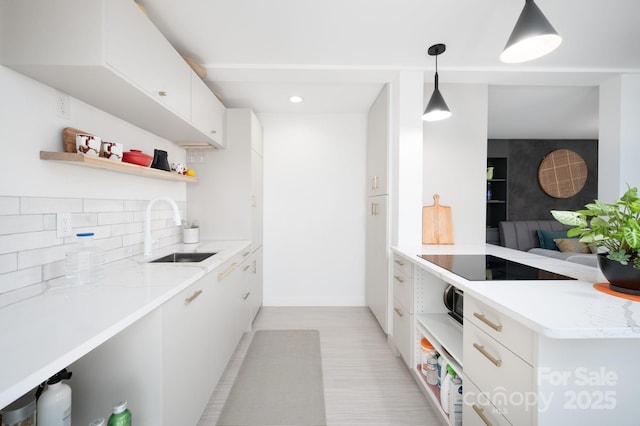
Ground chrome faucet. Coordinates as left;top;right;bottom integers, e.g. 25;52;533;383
144;196;182;257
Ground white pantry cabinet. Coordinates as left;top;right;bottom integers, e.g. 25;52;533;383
365;85;391;333
366;85;389;197
366;194;390;333
0;0;225;147
188;109;264;250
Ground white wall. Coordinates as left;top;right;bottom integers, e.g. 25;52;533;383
0;66;188;301
423;83;488;244
0;67;186;200
259;113;366;306
599;74;640;201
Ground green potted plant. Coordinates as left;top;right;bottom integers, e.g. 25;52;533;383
551;185;640;294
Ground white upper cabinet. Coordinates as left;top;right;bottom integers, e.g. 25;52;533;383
191;73;226;147
105;0;191;120
0;0;225;148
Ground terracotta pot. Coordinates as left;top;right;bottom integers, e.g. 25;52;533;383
122;149;152;166
598;253;640;295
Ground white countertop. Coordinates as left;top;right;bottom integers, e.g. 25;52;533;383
393;244;640;340
0;240;251;410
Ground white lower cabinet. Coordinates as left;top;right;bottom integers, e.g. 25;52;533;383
68;247;253;425
392;298;413;368
463;321;534;426
163;272;219;426
463;379;513;426
391;253;413;367
248;247;263;325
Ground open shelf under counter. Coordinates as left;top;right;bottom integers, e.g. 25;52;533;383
40;151;198;183
415;313;463;369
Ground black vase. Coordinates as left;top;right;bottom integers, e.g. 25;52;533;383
598;253;640;295
150;149;170;171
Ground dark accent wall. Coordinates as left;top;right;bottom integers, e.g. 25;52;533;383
488;139;598;221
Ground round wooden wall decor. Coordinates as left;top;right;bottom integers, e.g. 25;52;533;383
537;149;588;198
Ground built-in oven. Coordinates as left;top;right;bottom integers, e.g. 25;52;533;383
443;284;463;325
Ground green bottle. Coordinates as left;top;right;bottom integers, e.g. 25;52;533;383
107;400;131;426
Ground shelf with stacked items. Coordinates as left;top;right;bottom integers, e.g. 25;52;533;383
39;151;198;183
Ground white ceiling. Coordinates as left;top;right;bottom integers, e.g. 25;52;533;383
139;0;640;138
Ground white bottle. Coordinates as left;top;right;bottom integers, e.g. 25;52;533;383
440;364;455;414
37;369;72;426
448;375;463;426
65;232;105;285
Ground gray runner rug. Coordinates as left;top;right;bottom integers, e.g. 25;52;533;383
217;329;327;426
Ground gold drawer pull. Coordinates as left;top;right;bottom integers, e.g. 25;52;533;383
474;312;503;332
472;404;493;426
158;91;167;97
217;262;238;280
393;275;404;283
393;259;405;266
243;265;251;272
242;251;250;257
473;343;502;367
185;289;203;304
393;307;404;317
243;292;251;300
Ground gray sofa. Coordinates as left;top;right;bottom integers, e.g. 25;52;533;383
498;220;598;267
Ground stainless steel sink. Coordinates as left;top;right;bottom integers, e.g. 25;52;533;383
150;252;217;263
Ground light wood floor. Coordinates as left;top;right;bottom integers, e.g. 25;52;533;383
198;307;441;426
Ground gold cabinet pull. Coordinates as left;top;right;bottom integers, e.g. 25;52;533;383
242;251;250;257
185;289;203;304
211;130;217;134
393;259;405;266
371;202;379;216
472;405;493;426
242;264;251;272
393;275;404;283
474;312;503;332
371;175;379;190
473;343;502;367
217;262;238;280
393;307;404;318
158;91;167;97
243;292;251;300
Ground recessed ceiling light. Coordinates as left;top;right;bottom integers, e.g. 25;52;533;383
289;95;304;103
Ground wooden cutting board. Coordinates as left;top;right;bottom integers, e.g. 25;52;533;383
422;194;454;244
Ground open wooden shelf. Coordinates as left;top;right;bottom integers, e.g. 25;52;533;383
40;151;198;183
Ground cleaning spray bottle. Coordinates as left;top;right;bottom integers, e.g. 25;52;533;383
440;364;456;414
36;369;73;426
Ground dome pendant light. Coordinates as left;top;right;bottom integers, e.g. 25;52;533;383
500;0;562;63
423;43;451;122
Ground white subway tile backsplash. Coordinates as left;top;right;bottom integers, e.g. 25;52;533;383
84;199;124;213
0;215;44;235
21;197;83;214
0;230;61;255
43;214;57;230
0;253;17;274
98;211;135;226
0;197;20;215
111;222;143;237
71;212;99;229
18;245;66;269
0;196;187;297
0;266;42;294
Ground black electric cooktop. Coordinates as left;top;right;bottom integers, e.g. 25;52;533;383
419;254;576;281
